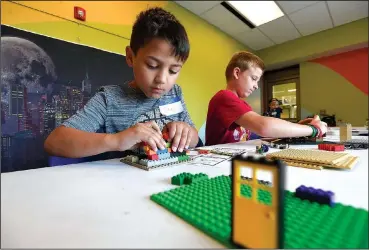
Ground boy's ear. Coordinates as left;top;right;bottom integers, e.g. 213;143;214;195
125;46;134;67
233;67;240;80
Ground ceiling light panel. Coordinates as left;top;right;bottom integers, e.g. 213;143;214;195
227;1;284;26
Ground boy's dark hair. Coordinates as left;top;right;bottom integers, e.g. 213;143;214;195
225;51;265;81
130;7;190;62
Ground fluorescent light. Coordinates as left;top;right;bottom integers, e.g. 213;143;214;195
288;89;296;92
227;1;284;26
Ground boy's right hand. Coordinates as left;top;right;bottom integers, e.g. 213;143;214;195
108;121;167;152
308;115;328;136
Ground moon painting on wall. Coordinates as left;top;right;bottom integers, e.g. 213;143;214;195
1;25;133;172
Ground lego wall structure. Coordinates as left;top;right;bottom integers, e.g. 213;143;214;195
300;47;368;126
1;1;254;131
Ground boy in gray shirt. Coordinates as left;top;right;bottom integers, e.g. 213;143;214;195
44;7;199;158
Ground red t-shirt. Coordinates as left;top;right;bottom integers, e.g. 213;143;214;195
205;90;253;146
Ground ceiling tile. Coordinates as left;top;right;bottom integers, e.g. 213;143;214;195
327;1;369;27
174;1;221;16
258;16;301;44
200;4;251;37
288;1;333;36
277;1;320;14
233;29;275;51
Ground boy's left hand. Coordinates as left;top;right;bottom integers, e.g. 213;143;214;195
163;121;197;152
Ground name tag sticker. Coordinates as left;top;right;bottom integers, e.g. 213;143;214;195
159;101;183;116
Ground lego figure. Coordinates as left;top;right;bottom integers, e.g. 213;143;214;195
264;98;283;118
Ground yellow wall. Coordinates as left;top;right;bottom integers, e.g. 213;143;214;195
1;1;249;129
300;62;368;126
257;18;368;69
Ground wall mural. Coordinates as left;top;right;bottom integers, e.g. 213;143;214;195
1;25;133;172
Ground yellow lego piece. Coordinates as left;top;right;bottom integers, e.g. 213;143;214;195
232;156;285;249
340;123;352;142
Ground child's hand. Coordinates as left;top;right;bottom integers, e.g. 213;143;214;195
298;117;313;125
163;121;196;152
111;121;166;152
309;115;328;137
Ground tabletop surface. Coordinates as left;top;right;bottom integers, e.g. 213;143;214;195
1;137;368;248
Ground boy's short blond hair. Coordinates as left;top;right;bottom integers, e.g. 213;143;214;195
225;51;265;81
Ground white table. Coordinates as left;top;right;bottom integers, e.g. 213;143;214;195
1;139;368;248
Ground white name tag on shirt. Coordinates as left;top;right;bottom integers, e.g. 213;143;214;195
159;101;184;116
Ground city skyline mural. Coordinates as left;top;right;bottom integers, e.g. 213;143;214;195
1;25;133;172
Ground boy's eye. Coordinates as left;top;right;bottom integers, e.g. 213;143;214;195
147;64;158;69
169;69;179;75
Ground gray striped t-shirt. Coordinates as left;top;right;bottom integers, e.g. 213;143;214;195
62;82;195;133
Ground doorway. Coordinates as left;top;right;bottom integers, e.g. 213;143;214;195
262;65;300;122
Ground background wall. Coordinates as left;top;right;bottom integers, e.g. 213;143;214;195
1;0;256;130
257;17;368;126
300;47;368;126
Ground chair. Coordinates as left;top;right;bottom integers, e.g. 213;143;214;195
48;156;89;167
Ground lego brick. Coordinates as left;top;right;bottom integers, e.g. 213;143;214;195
340;123;352;142
318;144;345;152
171;172;209;186
158;152;170;160
151;175;368;248
148;154;159;160
295;185;335;207
157;148;168;154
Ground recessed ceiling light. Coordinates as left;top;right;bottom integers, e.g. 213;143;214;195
227;1;284;26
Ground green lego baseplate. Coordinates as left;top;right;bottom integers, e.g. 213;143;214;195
151;175;368;248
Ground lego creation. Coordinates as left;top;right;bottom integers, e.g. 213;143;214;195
266;149;358;170
120;132;191;171
340;123;352;142
295;185;334;207
231;155;285;248
151;175;368;248
318;144;345;151
171;172;209;186
255;144;269;154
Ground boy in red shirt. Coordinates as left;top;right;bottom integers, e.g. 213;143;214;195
205;51;327;146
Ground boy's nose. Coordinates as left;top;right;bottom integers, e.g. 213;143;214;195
154;71;166;85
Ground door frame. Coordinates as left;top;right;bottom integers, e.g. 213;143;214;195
262;65;301;122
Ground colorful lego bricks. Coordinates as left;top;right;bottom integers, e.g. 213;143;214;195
120;132;191;171
255;143;269;154
151;175;368;248
171;172;209;186
318;144;345;151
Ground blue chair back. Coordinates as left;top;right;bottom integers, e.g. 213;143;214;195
48;156;89;167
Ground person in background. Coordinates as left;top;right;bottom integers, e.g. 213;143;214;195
205;51;327;146
264;98;283;118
